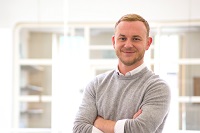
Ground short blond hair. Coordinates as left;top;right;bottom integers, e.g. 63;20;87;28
115;14;150;37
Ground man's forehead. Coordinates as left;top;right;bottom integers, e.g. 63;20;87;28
115;21;147;35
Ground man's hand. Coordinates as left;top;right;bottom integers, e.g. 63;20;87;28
133;109;142;119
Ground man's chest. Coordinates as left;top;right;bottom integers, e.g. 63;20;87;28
96;83;145;120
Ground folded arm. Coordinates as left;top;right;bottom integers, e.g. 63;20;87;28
94;109;142;133
73;76;171;133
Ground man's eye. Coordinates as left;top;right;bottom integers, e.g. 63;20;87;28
119;37;126;41
133;38;140;41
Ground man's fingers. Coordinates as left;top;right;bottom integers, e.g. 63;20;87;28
133;109;142;119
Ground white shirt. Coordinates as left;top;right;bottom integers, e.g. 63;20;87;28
116;63;146;76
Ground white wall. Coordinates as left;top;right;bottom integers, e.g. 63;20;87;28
1;0;200;129
0;29;13;129
1;0;200;28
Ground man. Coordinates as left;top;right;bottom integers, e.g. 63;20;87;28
73;13;171;133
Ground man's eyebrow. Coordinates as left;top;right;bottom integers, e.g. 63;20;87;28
119;34;141;38
132;35;141;38
119;34;126;37
118;34;142;38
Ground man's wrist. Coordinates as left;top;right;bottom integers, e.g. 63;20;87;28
94;116;105;132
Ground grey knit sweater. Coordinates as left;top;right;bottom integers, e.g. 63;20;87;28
73;67;171;133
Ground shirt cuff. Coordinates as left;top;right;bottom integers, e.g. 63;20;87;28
114;119;127;133
92;126;104;133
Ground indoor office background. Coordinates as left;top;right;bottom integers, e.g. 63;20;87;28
0;0;200;133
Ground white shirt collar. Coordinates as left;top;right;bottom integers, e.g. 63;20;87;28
116;63;146;76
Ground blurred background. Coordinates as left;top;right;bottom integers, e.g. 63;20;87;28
1;0;200;132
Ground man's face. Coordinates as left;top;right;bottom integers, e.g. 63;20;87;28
112;21;152;67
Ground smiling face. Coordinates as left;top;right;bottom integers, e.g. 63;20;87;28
112;21;152;71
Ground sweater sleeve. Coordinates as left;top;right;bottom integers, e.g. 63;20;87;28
73;80;98;133
124;82;171;133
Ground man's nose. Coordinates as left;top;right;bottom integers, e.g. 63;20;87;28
124;39;133;48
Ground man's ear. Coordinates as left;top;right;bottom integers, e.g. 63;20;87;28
112;35;115;48
146;37;152;50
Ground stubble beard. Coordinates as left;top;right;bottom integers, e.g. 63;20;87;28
116;50;145;66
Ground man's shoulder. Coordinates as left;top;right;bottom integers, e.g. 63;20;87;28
144;70;170;89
